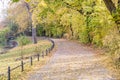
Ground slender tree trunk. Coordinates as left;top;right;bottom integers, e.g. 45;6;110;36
86;15;92;43
32;27;37;43
70;23;74;37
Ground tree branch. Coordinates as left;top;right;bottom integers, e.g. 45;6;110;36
64;2;84;15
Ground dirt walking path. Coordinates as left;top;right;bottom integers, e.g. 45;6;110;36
28;39;116;80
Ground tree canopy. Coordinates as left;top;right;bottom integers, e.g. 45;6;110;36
1;0;117;67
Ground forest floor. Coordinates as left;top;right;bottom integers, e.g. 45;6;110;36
28;39;116;80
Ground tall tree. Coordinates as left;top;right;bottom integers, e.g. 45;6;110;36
24;1;37;44
12;0;37;44
8;1;29;32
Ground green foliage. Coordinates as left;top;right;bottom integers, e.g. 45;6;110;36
11;0;118;47
0;40;52;80
17;35;31;46
12;0;30;2
12;0;19;2
79;27;89;44
0;28;10;47
3;0;120;78
8;1;30;32
36;25;44;36
10;0;119;56
8;22;18;34
103;30;120;55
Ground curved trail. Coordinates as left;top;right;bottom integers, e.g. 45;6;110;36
28;39;115;80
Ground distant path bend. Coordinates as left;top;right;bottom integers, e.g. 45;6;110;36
28;39;115;80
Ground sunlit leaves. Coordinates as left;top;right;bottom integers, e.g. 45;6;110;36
12;0;30;2
41;0;47;8
25;0;31;2
8;1;29;32
12;0;19;2
12;0;118;47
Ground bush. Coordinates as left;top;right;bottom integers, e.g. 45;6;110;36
0;28;10;47
17;35;31;46
36;25;44;36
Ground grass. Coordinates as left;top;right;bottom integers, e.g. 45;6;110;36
0;55;53;80
0;40;52;80
100;53;120;80
0;40;51;60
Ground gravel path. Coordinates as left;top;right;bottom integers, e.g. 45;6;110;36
28;39;116;80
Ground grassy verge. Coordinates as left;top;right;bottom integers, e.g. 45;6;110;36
0;40;52;80
0;54;54;80
100;53;120;80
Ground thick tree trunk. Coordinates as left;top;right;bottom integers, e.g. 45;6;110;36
103;0;116;14
103;0;120;33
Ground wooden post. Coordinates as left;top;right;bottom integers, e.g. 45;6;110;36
21;61;24;72
30;57;33;66
42;52;44;58
52;45;54;50
51;44;53;50
49;48;50;53
37;54;39;61
8;66;10;80
46;49;48;56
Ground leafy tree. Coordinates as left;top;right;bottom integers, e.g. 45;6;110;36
7;2;29;32
12;0;37;44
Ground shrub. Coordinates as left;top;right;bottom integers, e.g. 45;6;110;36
17;35;31;46
0;28;10;47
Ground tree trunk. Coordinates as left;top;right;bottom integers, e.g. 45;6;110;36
118;0;120;6
103;0;116;14
24;1;37;43
70;23;74;37
103;0;120;33
86;15;92;43
32;27;37;44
